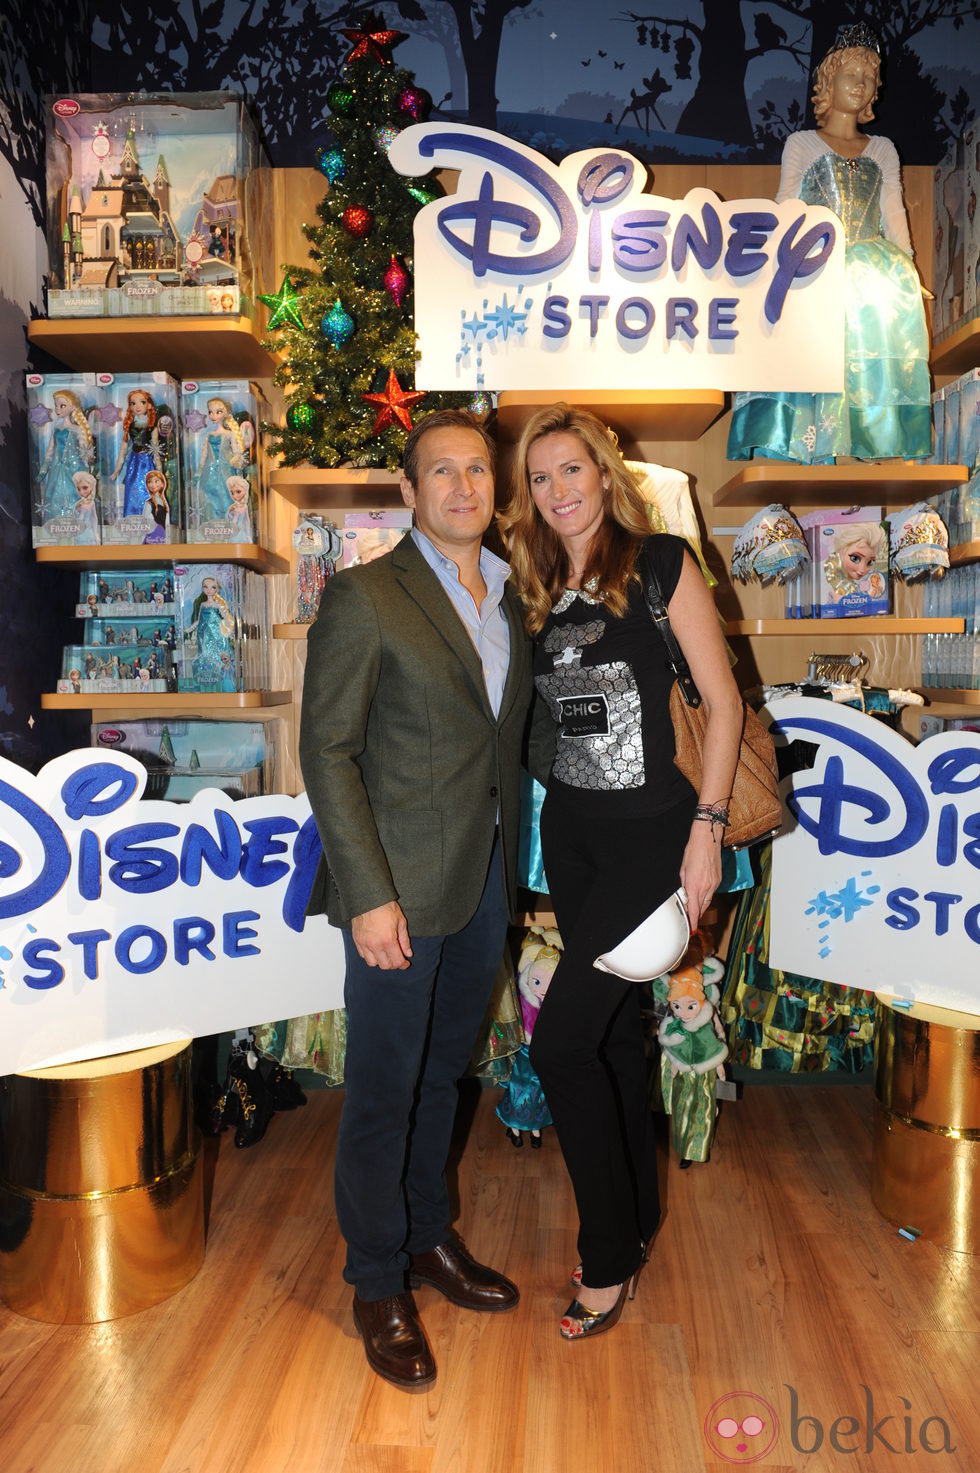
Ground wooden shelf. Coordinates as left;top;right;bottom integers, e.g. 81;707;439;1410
919;688;980;705
41;690;292;713
36;542;288;574
727;618;964;636
495;390;725;444
271;467;402;509
950;542;980;568
273;623;312;639
714;462;969;507
930;316;980;379
27;316;277;380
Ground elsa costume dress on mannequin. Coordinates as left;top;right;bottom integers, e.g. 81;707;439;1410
727;132;931;463
121;416;158;517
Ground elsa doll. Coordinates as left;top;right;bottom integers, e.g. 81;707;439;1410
39;390;96;519
189;575;237;691
197;399;249;523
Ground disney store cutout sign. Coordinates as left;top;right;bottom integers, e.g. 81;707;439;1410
0;749;345;1076
388;124;846;393
768;697;980;1016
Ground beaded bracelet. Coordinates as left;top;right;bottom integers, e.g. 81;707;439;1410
693;803;730;831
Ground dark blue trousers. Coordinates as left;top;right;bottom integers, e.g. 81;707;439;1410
336;836;508;1300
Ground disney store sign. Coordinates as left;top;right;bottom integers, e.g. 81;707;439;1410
768;698;980;1016
388;124;845;393
0;749;345;1075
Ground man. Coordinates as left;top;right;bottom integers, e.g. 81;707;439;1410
299;408;533;1392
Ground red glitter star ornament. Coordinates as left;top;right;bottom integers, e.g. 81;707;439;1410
362;369;426;433
341;21;406;65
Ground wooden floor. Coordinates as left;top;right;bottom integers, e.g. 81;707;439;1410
1;1081;979;1472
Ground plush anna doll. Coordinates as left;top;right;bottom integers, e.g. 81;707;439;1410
654;950;728;1168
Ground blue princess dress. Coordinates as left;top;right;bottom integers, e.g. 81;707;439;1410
43;425;88;517
727;132;931;463
199;432;239;522
192;603;236;691
121;418;157;517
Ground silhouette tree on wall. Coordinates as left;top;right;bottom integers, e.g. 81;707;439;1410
395;0;537;129
87;0;354;157
0;4;86;229
621;1;979;155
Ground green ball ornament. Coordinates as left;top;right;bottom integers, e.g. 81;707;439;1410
287;401;316;430
327;82;355;115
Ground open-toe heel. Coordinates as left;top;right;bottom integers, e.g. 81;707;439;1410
559;1272;636;1341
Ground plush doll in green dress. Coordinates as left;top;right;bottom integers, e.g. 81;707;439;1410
655;956;728;1167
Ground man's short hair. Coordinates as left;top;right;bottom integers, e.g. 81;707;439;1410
402;408;496;489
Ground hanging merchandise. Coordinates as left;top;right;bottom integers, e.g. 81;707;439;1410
731;504;810;586
888;502;950;582
293;513;342;623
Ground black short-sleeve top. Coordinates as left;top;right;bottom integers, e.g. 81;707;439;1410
532;534;697;816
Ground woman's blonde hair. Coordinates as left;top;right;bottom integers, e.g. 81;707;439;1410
498;403;653;635
811;45;881;127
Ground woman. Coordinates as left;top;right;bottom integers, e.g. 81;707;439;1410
501;404;743;1340
727;24;930;463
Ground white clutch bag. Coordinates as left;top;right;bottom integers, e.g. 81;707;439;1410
593;888;690;983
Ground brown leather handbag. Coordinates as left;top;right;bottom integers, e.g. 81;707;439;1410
640;547;782;850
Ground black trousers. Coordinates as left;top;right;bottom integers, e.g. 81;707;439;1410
530;784;694;1287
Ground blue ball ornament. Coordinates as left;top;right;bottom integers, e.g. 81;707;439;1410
316;146;346;184
322;299;355;348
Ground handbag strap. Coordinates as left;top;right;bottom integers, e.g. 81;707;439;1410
639;543;702;710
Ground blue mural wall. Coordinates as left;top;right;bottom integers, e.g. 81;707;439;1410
1;1;979;766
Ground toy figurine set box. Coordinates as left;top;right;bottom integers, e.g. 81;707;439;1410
27;371;267;548
91;718;278;801
45;92;272;319
66;565;270;696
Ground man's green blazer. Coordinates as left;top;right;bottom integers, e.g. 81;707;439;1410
299;534;534;935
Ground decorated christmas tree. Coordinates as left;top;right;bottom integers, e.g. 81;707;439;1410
263;14;470;469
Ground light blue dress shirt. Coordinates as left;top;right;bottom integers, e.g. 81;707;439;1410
411;527;511;717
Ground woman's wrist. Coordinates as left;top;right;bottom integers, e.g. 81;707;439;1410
691;802;729;842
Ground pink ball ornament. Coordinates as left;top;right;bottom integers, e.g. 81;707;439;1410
384;255;409;306
398;87;428;123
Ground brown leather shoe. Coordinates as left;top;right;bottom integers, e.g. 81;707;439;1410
409;1229;519;1312
352;1292;436;1391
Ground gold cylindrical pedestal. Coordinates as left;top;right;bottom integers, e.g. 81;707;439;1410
873;999;980;1255
0;1041;205;1323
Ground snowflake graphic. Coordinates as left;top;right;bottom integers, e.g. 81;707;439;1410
805;873;880;956
484;292;532;342
461;312;486;341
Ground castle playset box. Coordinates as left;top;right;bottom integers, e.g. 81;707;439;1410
45;92;273;319
91;718;278;801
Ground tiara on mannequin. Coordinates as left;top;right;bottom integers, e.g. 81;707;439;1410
831;23;881;54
